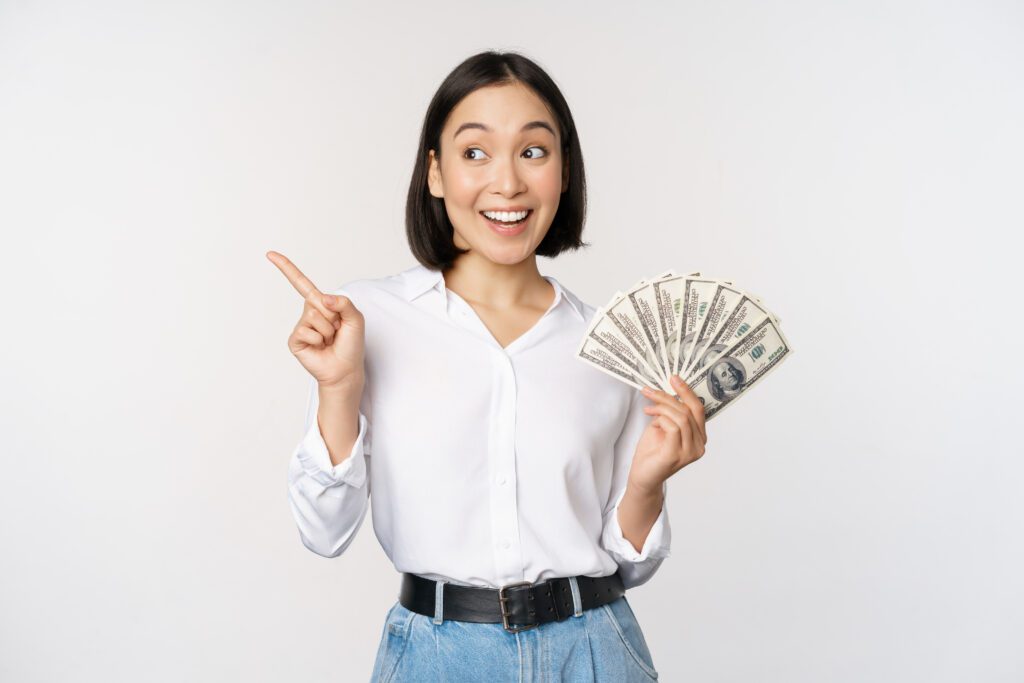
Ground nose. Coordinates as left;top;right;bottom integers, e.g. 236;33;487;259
491;154;527;197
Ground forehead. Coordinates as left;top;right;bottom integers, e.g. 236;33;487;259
444;83;556;138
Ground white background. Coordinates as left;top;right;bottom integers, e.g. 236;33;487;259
1;1;1021;681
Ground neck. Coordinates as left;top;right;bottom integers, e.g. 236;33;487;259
442;254;551;309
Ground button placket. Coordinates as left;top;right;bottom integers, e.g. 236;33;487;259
487;350;523;581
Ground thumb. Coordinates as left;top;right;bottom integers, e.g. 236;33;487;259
320;294;344;329
322;293;360;320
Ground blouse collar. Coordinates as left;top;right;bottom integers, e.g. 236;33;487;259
401;263;586;322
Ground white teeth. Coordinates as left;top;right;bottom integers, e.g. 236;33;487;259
483;210;529;222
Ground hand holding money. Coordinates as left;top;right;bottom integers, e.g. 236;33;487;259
624;373;708;491
575;269;793;422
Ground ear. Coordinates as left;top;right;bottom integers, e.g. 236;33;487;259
427;149;444;199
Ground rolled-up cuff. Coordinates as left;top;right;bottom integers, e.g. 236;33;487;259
600;481;672;562
293;411;369;489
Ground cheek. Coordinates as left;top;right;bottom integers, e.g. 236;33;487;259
532;164;564;199
439;162;483;205
447;177;480;207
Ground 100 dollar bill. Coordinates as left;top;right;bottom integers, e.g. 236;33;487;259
687;316;793;420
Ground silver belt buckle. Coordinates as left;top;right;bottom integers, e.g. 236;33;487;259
498;581;538;633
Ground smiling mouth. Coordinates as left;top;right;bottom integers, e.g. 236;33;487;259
480;209;533;227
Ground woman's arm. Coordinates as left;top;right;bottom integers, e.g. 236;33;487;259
318;380;364;467
615;482;665;555
286;376;372;558
599;389;672;589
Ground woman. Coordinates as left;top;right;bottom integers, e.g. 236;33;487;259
269;50;707;682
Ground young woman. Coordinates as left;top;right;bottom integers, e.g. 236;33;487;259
269;50;707;682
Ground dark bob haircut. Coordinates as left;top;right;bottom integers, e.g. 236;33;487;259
406;50;591;271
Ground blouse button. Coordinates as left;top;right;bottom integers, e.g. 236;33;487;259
496;474;507;485
501;539;512;550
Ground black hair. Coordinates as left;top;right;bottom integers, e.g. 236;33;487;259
405;50;591;271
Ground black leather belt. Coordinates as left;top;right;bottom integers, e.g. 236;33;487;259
399;570;625;633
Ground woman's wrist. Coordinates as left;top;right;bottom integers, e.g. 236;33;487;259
318;373;365;399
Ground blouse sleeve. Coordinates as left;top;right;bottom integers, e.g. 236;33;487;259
286;375;372;558
599;387;672;589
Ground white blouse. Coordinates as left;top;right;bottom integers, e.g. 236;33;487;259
286;262;672;591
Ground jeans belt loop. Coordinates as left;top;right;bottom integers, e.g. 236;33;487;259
433;579;446;625
567;576;584;617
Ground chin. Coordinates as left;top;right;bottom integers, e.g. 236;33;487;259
454;235;532;262
482;248;536;266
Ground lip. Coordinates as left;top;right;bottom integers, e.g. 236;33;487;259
480;209;532;236
480;206;533;212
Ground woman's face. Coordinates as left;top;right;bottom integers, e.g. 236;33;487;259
427;82;569;267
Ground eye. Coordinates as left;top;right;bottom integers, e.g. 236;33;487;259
461;146;550;161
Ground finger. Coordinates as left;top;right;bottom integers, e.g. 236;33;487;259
654;414;681;439
267;251;322;300
293;325;325;349
266;250;340;324
304;307;336;345
305;291;344;329
668;375;707;443
664;391;705;446
645;403;693;449
642;385;696;428
321;292;362;326
664;407;696;455
682;406;704;448
651;389;700;454
655;415;692;457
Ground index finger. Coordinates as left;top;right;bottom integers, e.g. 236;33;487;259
266;251;322;299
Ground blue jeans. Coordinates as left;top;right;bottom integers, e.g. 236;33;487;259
370;579;659;682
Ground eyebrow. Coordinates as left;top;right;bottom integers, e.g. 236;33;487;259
453;120;556;140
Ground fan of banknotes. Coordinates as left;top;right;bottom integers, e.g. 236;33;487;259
575;270;793;421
